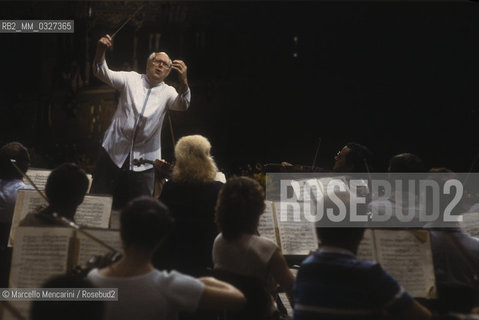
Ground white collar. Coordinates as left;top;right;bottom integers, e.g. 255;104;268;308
143;74;164;88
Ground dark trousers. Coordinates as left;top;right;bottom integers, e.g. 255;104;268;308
91;148;154;209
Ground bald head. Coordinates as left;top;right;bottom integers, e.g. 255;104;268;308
148;52;171;63
146;52;172;85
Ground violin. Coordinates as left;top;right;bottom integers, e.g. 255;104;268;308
133;158;172;180
133;158;173;198
70;251;122;277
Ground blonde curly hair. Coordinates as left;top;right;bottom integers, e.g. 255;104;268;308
172;135;218;183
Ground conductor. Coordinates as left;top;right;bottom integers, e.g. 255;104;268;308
90;34;190;208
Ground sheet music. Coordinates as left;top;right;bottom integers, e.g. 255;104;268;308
9;191;112;247
74;194;112;229
23;168;51;190
276;202;318;255
76;229;122;268
23;168;93;193
357;229;376;260
109;209;121;230
459;211;479;239
9;189;48;246
374;229;436;299
278;292;292;317
9;227;73;288
258;201;278;245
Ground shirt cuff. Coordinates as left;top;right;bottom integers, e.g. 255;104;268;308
181;88;191;100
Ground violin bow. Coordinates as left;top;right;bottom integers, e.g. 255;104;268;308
311;137;322;171
463;152;479;190
11;159;48;203
111;4;145;40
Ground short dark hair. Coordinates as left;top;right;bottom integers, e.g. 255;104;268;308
388;153;424;173
31;275;104;320
345;142;373;172
45;163;89;210
316;195;366;250
215;176;265;241
316;227;365;250
0;141;30;180
120;197;174;249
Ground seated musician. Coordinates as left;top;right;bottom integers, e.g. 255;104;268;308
31;275;104;320
156;135;223;276
368;153;425;224
293;197;431;320
213;176;295;319
425;167;479;313
370;154;479;313
87;196;245;320
0;142;33;287
0;142;33;247
333;142;373;173
20;163;89;226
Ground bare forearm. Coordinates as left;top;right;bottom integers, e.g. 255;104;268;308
177;81;189;95
171;59;189;94
94;47;106;64
94;34;112;65
198;277;246;310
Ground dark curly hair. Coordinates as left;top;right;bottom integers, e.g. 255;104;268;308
215;176;265;241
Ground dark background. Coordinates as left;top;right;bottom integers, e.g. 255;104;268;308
1;1;479;174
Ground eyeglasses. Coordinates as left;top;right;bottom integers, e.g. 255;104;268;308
151;59;171;68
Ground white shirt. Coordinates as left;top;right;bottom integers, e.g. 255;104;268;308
212;233;279;314
213;233;278;279
87;269;204;320
93;61;191;171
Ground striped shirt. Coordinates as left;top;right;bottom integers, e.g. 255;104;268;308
293;248;413;320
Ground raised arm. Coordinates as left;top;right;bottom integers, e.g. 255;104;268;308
94;34;111;65
197;276;246;311
166;59;191;111
171;60;189;94
92;34;126;90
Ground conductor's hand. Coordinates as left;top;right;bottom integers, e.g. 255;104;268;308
95;34;112;64
98;34;113;49
171;60;189;93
